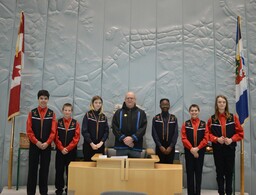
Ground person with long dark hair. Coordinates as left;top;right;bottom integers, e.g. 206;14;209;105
207;95;244;195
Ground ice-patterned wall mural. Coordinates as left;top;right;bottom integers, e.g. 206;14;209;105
0;0;256;194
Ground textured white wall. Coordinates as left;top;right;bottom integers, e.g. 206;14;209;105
0;0;256;194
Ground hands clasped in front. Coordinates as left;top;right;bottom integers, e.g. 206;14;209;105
123;136;134;148
190;147;199;158
217;136;232;145
36;141;49;150
90;141;104;150
160;146;173;155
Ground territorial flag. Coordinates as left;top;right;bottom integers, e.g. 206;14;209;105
235;16;249;125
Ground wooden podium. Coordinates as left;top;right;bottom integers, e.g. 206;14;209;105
68;153;182;195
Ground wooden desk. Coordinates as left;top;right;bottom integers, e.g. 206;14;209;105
68;154;182;195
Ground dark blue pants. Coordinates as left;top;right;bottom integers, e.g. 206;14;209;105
155;146;175;164
185;148;205;195
213;146;235;195
83;142;105;161
55;149;76;195
27;144;51;195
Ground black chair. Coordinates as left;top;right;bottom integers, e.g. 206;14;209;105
105;147;147;158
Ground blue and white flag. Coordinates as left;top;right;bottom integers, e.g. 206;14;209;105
235;16;249;125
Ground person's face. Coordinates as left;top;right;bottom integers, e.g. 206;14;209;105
217;97;226;113
189;106;199;119
125;92;136;109
38;96;48;108
160;100;170;112
62;106;72;118
93;99;102;111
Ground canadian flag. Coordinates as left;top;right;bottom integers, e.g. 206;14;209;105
8;12;24;121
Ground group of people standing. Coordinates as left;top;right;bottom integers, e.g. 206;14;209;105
26;90;243;195
180;95;243;195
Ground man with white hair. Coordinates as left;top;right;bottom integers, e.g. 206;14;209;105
112;92;147;158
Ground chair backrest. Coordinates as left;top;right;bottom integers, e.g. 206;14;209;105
106;148;146;158
100;191;147;195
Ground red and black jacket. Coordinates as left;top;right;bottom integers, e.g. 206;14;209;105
31;108;54;143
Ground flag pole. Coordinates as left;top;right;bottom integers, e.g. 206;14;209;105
8;117;15;189
7;11;24;189
236;15;245;195
240;138;244;195
240;125;244;195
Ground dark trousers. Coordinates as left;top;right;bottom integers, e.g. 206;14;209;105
55;149;76;195
185;149;205;195
213;145;235;195
155;146;175;164
83;142;105;161
27;144;51;195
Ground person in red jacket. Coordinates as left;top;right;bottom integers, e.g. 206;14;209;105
54;103;80;195
26;90;56;195
207;95;244;195
181;104;209;195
